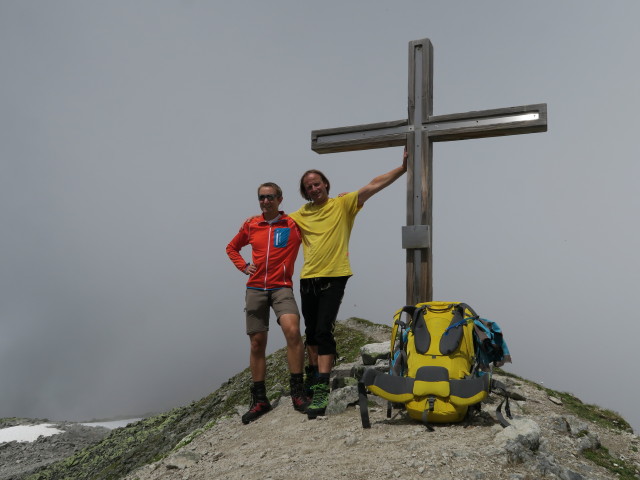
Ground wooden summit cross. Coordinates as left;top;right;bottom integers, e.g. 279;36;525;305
311;38;547;305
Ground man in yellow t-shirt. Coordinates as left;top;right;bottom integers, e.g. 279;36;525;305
289;148;408;419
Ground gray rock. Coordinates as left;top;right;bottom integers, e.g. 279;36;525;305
374;358;390;370
331;375;357;390
564;415;590;436
349;357;389;381
494;418;541;463
350;364;366;380
332;361;360;379
576;432;601;452
165;451;201;470
550;415;570;433
360;341;390;365
326;386;359;415
560;470;586;480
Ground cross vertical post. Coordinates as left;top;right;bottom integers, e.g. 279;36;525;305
311;38;547;305
406;39;433;305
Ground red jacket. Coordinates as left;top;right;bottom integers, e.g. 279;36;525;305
226;212;301;290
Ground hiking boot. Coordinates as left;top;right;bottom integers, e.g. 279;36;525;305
307;382;330;419
241;400;272;424
242;385;272;425
290;378;311;413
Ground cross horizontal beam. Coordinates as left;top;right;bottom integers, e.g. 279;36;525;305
311;103;547;154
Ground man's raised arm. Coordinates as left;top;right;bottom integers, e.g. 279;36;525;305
356;148;408;208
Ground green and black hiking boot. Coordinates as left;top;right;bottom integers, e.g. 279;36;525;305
242;384;272;425
307;382;330;419
290;377;311;413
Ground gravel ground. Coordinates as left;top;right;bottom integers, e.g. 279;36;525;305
124;378;640;480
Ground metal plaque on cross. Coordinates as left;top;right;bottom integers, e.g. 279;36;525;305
310;38;547;305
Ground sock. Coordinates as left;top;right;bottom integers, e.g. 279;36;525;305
253;381;267;400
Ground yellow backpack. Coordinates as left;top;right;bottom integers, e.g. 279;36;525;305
358;301;511;429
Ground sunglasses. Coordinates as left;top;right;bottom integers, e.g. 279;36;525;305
258;194;276;201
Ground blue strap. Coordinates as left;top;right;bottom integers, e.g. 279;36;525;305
443;317;473;334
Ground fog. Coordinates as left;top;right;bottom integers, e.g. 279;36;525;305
1;1;639;432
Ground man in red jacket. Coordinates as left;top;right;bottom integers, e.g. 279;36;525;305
226;182;309;424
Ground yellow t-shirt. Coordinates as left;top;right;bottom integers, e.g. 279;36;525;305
289;191;361;279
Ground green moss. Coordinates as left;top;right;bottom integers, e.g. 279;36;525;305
583;446;638;479
544;389;631;433
0;417;49;428
345;317;379;327
494;368;632;433
494;367;524;380
334;322;378;363
173;417;220;451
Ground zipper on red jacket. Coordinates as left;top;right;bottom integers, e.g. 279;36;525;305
263;225;272;289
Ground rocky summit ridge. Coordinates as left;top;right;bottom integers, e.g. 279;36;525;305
2;318;639;480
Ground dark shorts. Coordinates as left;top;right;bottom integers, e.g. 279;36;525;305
299;276;349;356
245;287;300;335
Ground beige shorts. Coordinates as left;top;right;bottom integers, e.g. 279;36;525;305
245;288;300;335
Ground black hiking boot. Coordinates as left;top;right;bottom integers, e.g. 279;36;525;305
290;377;311;413
242;384;272;425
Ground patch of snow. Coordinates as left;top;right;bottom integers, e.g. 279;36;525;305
0;424;64;443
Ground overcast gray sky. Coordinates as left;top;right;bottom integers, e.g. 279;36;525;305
2;1;639;431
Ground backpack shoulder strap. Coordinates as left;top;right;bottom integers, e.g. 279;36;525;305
458;302;479;318
411;305;430;354
439;303;473;355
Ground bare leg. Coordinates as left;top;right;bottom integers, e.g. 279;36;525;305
249;331;268;382
278;314;304;374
